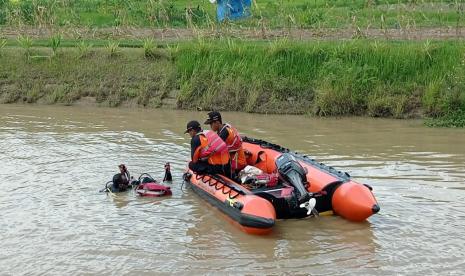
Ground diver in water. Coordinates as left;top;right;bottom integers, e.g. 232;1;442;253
112;164;130;192
163;162;173;182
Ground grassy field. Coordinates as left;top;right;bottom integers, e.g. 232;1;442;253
0;45;177;107
2;1;465;127
1;39;465;126
1;0;465;30
175;39;465;119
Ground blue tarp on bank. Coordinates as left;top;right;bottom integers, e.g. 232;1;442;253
216;0;252;22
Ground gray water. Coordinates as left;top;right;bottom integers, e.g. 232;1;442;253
1;105;465;275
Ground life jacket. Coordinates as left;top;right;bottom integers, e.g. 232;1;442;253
197;130;229;164
220;123;242;152
219;123;246;171
254;151;271;173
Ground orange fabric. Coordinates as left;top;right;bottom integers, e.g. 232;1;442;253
224;126;247;170
223;125;242;151
198;130;228;159
230;149;247;171
241;141;379;222
254;152;269;172
332;181;378;222
193;135;229;165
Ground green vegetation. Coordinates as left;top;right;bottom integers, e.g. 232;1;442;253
0;46;176;107
3;38;145;48
105;40;120;57
1;0;465;29
143;38;157;59
76;40;93;59
0;38;6;55
2;2;463;127
425;110;465;127
49;34;62;56
16;35;33;58
1;39;464;125
175;39;465;117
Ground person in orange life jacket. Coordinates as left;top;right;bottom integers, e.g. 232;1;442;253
204;111;247;173
184;120;231;177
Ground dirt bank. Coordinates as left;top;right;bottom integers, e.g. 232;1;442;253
2;26;465;41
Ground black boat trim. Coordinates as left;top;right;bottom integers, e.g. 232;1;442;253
189;180;275;229
243;136;352;182
314;180;344;213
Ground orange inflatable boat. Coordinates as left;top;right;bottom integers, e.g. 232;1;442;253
183;137;379;235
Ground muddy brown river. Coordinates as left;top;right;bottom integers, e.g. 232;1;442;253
1;105;464;275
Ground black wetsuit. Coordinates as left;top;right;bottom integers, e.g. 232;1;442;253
163;164;172;182
112;171;130;192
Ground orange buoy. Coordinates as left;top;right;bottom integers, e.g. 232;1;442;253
332;181;379;222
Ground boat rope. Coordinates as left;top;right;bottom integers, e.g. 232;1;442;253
180;180;186;191
195;174;241;199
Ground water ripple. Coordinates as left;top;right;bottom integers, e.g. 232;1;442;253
1;105;465;275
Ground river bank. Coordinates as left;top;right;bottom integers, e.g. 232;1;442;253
1;39;465;126
4;26;465;41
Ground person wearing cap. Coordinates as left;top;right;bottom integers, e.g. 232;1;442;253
184;120;231;177
204;111;247;173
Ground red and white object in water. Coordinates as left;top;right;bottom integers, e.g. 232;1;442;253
135;182;172;197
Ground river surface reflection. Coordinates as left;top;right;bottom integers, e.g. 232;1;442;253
1;105;464;275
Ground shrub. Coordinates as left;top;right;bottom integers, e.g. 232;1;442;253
77;40;93;59
49;34;62;56
17;35;33;58
143;38;157;59
105;41;120;57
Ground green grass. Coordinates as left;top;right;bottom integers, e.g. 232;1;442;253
2;38;144;48
1;0;465;29
2;39;464;124
175;39;465;117
0;47;176;107
425;110;465;127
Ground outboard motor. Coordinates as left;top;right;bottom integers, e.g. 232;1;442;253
275;153;310;204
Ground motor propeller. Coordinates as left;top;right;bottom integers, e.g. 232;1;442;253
300;197;319;216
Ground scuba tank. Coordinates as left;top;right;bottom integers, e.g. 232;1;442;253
275;153;311;204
